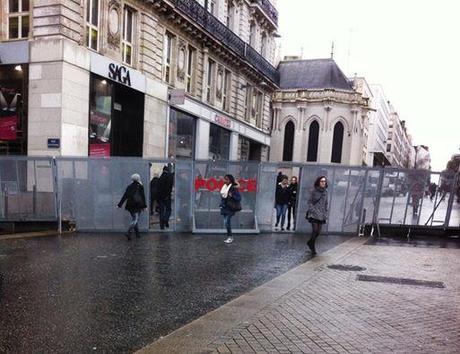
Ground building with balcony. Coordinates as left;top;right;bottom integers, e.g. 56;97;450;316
270;58;370;166
0;0;279;160
385;104;413;167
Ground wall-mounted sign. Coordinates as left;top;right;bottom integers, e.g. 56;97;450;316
169;89;185;105
194;177;257;192
214;115;232;129
47;138;60;149
90;52;146;93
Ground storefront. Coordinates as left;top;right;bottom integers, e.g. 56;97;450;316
168;108;196;159
0;41;29;156
209;123;230;160
89;53;145;157
240;136;264;161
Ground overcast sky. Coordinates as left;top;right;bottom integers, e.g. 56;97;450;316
278;0;460;171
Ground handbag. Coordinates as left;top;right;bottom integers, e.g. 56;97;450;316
226;197;242;212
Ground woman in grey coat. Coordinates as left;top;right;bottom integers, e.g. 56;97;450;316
306;176;328;255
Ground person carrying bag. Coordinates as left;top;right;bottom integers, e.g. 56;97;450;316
220;174;241;244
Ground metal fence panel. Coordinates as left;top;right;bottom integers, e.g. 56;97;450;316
256;163;277;232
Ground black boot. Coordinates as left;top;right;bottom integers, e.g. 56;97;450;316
124;229;132;241
134;226;140;238
307;237;317;255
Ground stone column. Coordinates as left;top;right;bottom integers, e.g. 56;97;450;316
229;132;239;160
195;119;210;159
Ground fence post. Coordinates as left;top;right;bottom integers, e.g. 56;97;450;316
444;172;459;227
52;157;62;235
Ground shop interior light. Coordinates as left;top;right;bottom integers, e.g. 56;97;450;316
101;80;107;85
14;65;22;71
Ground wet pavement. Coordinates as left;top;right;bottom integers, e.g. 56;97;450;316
0;232;351;353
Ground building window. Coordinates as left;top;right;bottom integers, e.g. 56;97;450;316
244;85;251;122
387;144;392;152
254;90;263;128
307;120;319;162
208;0;217;15
209;123;230;160
186;46;196;94
249;22;256;47
169;108;196;159
283;121;295;162
226;1;234;30
222;70;231;112
261;32;268;56
163;32;174;83
86;0;99;50
8;0;30;39
331;122;344;163
122;7;134;65
206;58;215;103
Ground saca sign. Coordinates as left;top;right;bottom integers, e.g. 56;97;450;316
108;63;131;86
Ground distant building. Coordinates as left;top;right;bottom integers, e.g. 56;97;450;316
270;58;370;165
385;104;413;167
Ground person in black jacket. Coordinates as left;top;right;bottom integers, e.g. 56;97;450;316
117;173;147;240
287;176;298;231
275;176;290;230
157;165;174;229
149;174;159;216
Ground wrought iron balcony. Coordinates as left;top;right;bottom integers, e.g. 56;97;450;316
172;0;279;86
250;0;278;26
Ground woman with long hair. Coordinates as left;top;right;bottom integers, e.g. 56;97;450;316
306;176;328;255
220;174;241;244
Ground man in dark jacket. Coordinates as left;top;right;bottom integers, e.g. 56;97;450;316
157;165;174;229
117;174;147;240
287;176;298;231
149;174;159;215
275;176;290;230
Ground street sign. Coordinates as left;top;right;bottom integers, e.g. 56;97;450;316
47;138;60;148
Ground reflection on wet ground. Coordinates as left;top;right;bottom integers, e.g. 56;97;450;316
0;232;351;353
366;234;460;248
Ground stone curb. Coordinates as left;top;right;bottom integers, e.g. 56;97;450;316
0;230;74;241
137;236;368;354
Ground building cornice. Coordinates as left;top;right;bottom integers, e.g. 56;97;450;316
272;89;370;108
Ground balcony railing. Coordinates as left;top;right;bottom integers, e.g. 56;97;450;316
250;0;278;26
172;0;279;85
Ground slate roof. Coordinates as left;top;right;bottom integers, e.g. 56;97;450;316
278;59;354;91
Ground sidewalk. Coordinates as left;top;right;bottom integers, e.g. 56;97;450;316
139;237;460;353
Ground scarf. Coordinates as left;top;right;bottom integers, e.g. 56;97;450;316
220;183;232;198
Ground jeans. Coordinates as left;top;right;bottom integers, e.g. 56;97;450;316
128;211;141;234
275;204;288;227
223;214;233;236
158;198;172;228
287;204;296;229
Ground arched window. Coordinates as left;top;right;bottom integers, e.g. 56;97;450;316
307;120;319;162
283;121;295;161
331;121;344;163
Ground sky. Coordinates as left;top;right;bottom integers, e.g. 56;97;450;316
277;0;460;171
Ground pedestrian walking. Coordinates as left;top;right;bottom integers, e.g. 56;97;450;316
306;176;328;255
220;174;242;244
275;176;290;230
157;165;174;229
287;176;298;231
117;173;147;240
149;174;159;216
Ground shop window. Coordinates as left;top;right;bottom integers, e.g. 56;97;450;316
186;46;196;94
331;121;344;163
122;7;134;66
283;121;295;162
0;64;28;155
206;58;216;104
222;70;231;112
240;136;262;161
89;77;113;157
163;32;175;84
209;124;230;160
307;120;319;162
8;0;30;39
169;108;195;159
86;0;99;50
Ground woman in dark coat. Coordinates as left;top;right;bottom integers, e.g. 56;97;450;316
275;176;290;230
117;173;147;240
306;176;328;255
220;174;241;244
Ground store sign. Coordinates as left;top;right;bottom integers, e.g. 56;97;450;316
108;63;131;86
214;115;232;129
90;52;146;93
194;177;257;193
0;115;17;141
90;143;111;158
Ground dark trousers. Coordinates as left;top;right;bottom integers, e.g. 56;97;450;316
158;198;172;228
223;214;233;236
287;204;296;229
128;211;141;236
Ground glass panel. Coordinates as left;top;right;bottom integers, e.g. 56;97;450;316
168;109;195;159
22;0;29;11
126;9;133;42
124;44;132;65
89;76;112;157
8;17;19;39
91;0;99;26
21;15;29;37
9;0;19;13
209;124;230;160
90;28;98;50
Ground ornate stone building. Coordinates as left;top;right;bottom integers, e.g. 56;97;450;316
271;58;370;165
0;0;279;160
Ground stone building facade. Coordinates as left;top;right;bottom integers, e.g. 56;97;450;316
385;104;413;167
0;0;279;160
271;58;370;166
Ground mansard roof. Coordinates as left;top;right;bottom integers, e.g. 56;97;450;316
278;59;354;91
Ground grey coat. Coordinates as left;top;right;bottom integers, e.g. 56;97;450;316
307;187;328;222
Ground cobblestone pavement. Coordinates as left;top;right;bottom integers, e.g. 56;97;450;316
143;237;460;353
